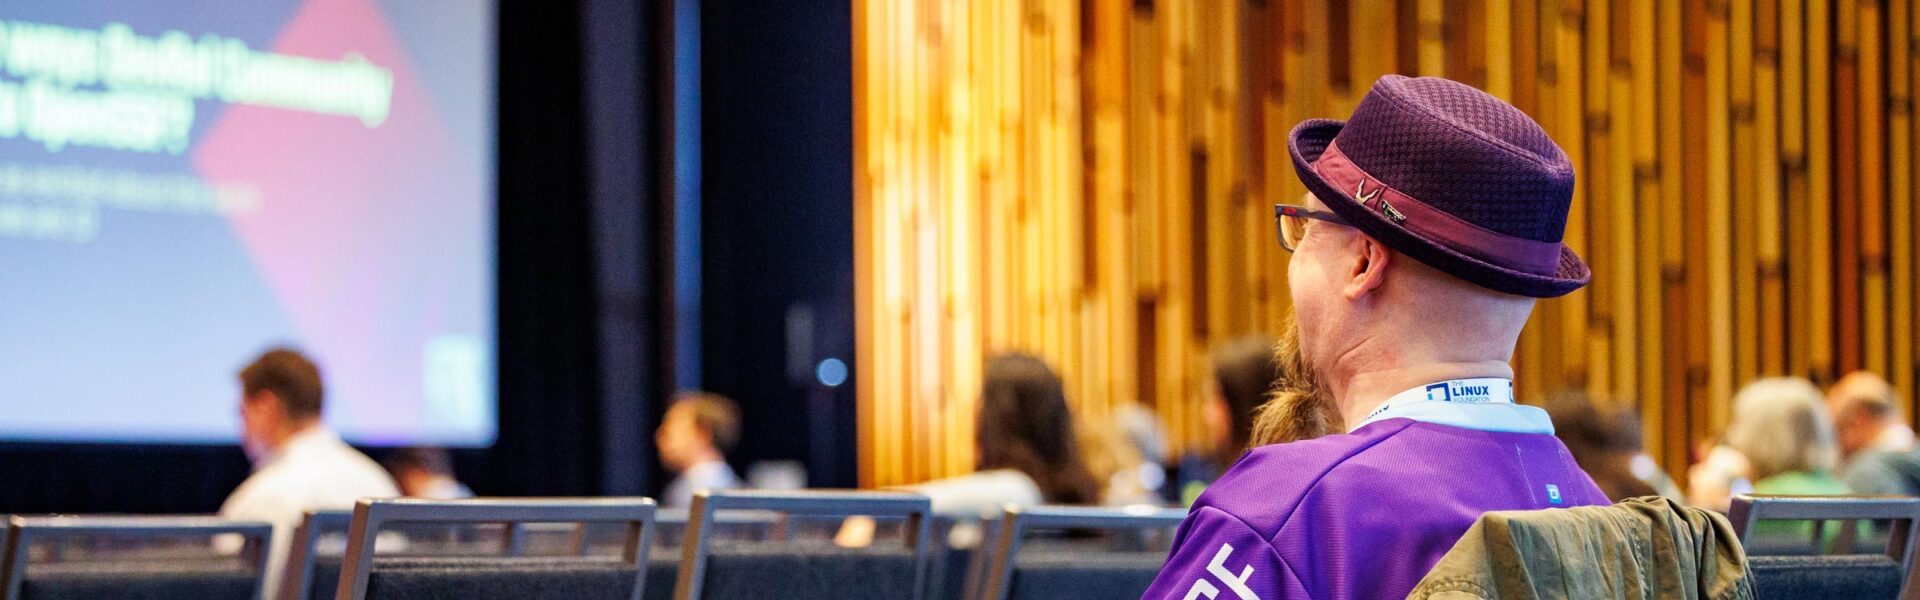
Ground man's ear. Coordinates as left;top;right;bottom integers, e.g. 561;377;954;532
247;391;285;419
1341;237;1392;300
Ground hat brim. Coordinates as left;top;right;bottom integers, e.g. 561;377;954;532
1287;119;1591;299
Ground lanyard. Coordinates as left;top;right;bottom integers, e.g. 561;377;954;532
1356;378;1516;429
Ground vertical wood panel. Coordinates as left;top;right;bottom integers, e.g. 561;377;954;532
1899;0;1919;399
1810;0;1838;383
1708;0;1738;428
1756;0;1788;378
1732;0;1760;391
1658;0;1693;481
856;0;1920;485
1862;0;1891;379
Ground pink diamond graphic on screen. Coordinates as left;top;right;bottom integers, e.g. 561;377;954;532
192;0;488;443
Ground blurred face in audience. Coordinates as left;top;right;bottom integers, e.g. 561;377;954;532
1203;380;1232;449
1826;372;1899;457
393;465;434;497
238;390;285;462
655;404;711;472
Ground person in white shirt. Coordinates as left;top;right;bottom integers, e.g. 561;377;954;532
219;348;398;593
1827;371;1920;496
384;447;476;500
1828;371;1915;459
655;391;743;507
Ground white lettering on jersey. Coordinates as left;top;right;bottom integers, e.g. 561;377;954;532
1183;578;1221;600
1182;543;1260;600
1207;543;1260;599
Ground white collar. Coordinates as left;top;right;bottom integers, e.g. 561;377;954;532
256;426;343;470
1869;424;1916;453
1352;378;1554;434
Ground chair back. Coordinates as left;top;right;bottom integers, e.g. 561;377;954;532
336;497;656;600
280;510;352;600
0;515;273;600
672;490;931;600
1729;494;1920;599
977;505;1185;600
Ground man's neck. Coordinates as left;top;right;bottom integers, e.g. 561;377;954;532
683;449;726;471
269;420;323;453
1333;360;1515;429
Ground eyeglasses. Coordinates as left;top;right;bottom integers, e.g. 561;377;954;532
1273;204;1348;252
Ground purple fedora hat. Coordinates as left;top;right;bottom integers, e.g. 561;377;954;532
1289;75;1590;298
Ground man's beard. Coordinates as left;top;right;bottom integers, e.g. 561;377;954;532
1247;312;1341;446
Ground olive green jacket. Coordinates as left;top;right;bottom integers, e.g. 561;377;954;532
1408;496;1754;600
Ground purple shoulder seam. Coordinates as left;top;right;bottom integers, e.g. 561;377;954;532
1205;419;1419;542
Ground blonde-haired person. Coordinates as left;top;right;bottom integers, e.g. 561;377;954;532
656;391;744;507
1687;378;1850;512
1717;377;1857;545
1726;377;1849;496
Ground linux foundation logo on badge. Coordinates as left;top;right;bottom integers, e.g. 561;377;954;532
1423;381;1496;403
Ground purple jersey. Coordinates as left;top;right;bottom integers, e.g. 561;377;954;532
1143;408;1606;599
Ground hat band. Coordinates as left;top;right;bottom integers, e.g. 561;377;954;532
1313;139;1564;276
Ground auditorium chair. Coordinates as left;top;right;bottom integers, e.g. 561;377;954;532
1730;494;1920;599
0;515;273;600
975;505;1185;600
280;510;353;600
334;497;656;600
672;489;931;600
640;508;782;600
920;515;977;600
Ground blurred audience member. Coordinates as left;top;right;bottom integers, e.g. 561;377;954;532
221;348;398;591
1079;410;1153;506
1685;440;1753;513
1177;335;1280;505
904;353;1100;515
1542;391;1680;501
1828;371;1913;458
384;447;474;499
1116;403;1171;474
1103;404;1172;504
1714;378;1849;504
1208;336;1279;464
1731;378;1847;491
1828;372;1920;495
656;391;743;507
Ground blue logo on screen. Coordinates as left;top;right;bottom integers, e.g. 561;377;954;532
1546;484;1563;505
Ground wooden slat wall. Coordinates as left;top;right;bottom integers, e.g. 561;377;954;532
854;0;1920;487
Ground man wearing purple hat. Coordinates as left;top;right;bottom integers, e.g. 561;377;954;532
1143;75;1607;599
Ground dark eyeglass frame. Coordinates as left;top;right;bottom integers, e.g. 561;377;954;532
1273;204;1348;252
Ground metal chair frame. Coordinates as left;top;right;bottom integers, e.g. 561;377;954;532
0;515;274;600
672;489;932;600
279;510;352;600
1729;494;1920;599
335;497;656;600
977;505;1187;600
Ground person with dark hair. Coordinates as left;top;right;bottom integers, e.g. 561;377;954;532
1542;391;1679;502
384;447;474;499
1146;76;1606;599
906;353;1101;515
220;347;397;592
1176;336;1284;505
1208;336;1279;467
655;391;744;507
974;353;1101;504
